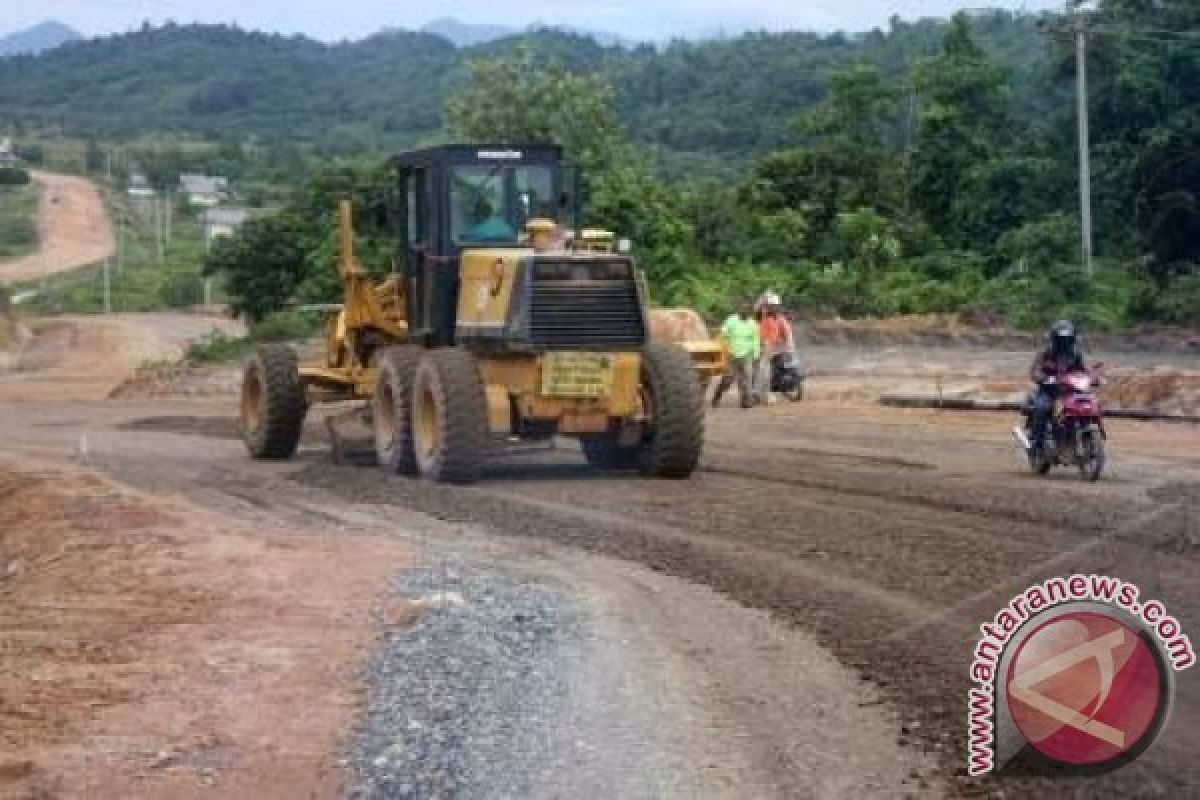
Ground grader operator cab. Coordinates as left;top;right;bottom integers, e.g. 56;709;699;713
239;144;705;483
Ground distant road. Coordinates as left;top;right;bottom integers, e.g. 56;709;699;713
0;170;115;286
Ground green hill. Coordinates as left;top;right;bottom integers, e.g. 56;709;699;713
0;15;1051;164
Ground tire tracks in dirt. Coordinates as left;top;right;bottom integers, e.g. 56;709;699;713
80;402;1200;798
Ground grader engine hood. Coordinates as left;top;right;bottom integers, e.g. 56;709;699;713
455;250;649;352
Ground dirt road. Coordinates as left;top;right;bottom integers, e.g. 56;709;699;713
1;314;410;799
0;171;114;285
2;317;1198;798
2;316;938;797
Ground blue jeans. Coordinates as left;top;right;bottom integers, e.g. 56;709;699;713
1031;384;1058;447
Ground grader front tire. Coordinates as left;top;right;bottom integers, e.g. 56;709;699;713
411;348;489;484
240;344;306;460
373;346;422;475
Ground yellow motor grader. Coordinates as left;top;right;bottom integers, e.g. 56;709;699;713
239;144;719;483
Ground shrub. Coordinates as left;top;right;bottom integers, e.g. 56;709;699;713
249;310;321;341
797;261;861;316
661;260;807;319
158;271;205;309
0;167;31;186
185;331;252;364
994;213;1079;274
977;259;1153;330
13;143;43;165
1152;270;1200;325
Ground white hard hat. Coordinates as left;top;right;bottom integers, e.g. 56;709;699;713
763;291;782;306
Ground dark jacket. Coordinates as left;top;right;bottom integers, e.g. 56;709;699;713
1029;346;1086;384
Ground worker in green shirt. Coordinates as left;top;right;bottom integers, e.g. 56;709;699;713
712;303;761;408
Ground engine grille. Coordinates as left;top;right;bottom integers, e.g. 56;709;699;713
529;278;646;350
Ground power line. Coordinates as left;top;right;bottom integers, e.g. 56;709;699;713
1092;26;1200;40
1087;27;1200;47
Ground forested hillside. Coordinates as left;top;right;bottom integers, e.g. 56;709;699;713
609;14;1053;168
0;25;458;152
4;2;1197;329
0;15;1047;164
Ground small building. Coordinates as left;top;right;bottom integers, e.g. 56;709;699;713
179;174;229;207
127;172;156;198
202;208;249;247
0;137;16;165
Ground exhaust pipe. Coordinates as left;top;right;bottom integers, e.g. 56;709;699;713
1011;427;1032;452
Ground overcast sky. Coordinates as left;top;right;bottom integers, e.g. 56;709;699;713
6;1;1067;42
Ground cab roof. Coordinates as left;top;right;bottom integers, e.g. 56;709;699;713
390;143;564;170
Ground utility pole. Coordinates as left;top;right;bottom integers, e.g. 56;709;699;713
103;256;112;314
1046;2;1097;277
116;211;124;276
155;196;164;264
203;221;213;307
1075;14;1094;277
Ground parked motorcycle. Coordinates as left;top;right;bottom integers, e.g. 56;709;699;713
1013;365;1107;481
770;351;806;402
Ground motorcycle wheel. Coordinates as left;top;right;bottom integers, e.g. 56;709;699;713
1077;430;1106;482
783;381;804;402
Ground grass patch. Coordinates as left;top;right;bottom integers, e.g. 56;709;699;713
185;331;254;364
0;184;39;261
184;310;322;364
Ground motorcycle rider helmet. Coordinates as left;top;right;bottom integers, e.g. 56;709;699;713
1050;319;1076;354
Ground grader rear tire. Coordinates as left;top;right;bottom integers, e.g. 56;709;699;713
411;348;489;484
240;344;306;460
637;342;705;478
373;346;422;475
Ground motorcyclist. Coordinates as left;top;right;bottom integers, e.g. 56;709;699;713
1028;320;1087;453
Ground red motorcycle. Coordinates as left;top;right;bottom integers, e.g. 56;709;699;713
1014;365;1107;481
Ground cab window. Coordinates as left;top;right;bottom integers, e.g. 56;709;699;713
450;165;556;245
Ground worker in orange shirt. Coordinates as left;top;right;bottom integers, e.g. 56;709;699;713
754;291;794;404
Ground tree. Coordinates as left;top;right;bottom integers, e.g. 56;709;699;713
909;14;1012;246
204;212;309;321
446;49;692;287
85;139;105;174
446;46;623;173
0;167;31;186
833;207;902;304
723;64;904;271
13;142;43;165
204;160;398;319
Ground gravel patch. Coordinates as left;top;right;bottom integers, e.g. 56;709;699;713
347;556;584;800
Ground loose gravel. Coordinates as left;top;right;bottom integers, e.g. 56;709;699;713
347;556;585;800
